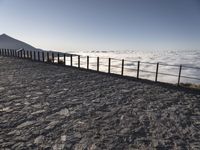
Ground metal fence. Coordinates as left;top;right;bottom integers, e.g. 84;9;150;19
0;48;200;86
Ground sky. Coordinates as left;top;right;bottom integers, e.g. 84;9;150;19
0;0;200;51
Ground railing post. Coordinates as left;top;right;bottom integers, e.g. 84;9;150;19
108;58;111;73
64;53;66;65
30;51;33;60
34;51;36;61
97;57;99;71
23;50;25;58
57;53;60;64
78;56;80;68
38;51;40;61
7;49;10;56
42;51;44;62
0;49;1;55
155;63;159;82
70;54;73;66
27;51;29;58
47;52;49;62
20;50;22;58
137;61;140;79
52;52;54;63
121;59;124;76
87;56;89;69
178;65;182;86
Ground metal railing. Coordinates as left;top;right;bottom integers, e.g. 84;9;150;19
0;48;200;86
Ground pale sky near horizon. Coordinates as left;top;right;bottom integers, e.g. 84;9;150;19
0;0;200;51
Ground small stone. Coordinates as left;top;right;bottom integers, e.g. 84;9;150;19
45;121;59;130
0;87;5;92
61;135;67;142
16;121;35;128
58;108;70;117
31;110;45;115
120;128;130;134
34;135;44;145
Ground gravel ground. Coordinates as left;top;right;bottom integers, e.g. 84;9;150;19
0;56;200;150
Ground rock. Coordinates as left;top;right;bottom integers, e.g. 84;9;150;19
120;128;130;134
45;121;59;130
0;87;5;92
58;108;70;117
31;110;45;115
34;135;44;145
61;135;67;142
16;121;35;128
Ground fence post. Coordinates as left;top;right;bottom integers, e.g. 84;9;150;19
64;53;66;65
70;54;73;66
178;65;182;86
30;51;33;60
108;58;111;73
51;52;54;63
97;57;99;71
155;63;159;82
78;56;80;68
47;52;49;62
23;50;25;58
57;53;60;64
20;50;23;58
7;49;10;56
137;61;140;79
121;59;124;76
87;56;89;69
34;51;36;60
42;51;44;62
37;51;39;61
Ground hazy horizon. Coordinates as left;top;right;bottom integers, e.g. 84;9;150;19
0;0;200;51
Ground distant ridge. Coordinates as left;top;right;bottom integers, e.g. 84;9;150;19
0;34;41;51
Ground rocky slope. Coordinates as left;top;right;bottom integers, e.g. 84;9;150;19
0;56;200;150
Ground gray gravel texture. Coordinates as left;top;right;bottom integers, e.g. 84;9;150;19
0;56;200;150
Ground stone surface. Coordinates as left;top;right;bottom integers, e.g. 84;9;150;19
0;56;200;149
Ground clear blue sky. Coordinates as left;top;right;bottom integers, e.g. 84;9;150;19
0;0;200;51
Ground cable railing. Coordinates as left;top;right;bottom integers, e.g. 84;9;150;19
0;48;200;86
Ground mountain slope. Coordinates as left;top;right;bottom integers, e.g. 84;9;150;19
0;34;41;51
